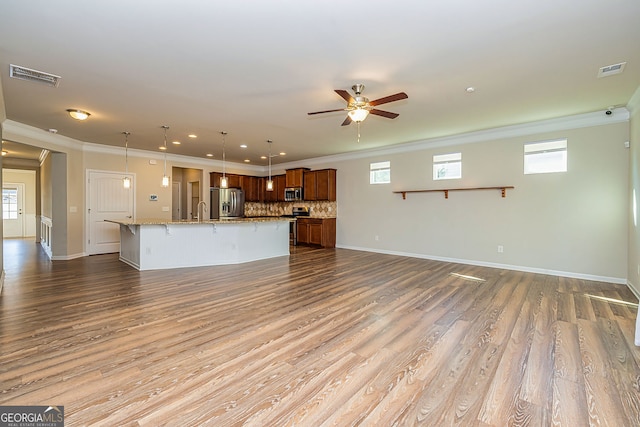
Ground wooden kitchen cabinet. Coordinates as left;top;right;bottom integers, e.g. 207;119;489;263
303;170;317;200
210;172;241;189
264;174;286;202
276;175;286;201
241;176;261;202
286;168;309;188
303;169;336;201
296;217;336;248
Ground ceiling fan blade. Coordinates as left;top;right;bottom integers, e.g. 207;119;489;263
341;115;352;126
369;109;400;119
335;89;355;103
308;108;346;115
369;92;408;106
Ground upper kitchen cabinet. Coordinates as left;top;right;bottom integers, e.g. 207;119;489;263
264;174;286;202
276;175;286;201
286;168;309;188
210;172;241;189
304;169;336;201
242;176;261;202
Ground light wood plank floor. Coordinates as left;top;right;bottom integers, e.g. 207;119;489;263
1;239;640;426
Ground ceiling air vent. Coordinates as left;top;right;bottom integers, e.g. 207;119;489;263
597;62;626;78
9;64;61;87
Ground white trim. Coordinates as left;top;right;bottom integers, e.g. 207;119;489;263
283;107;631;169
0;269;4;295
627;281;640;300
51;252;86;261
337;244;627;285
2;107;631;172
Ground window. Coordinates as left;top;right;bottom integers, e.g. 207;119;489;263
2;188;18;220
370;161;390;184
524;139;567;174
433;153;462;180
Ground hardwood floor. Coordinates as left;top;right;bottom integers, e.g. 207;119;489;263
1;239;640;426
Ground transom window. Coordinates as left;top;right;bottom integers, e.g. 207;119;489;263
524;139;567;174
433;152;462;180
370;161;391;184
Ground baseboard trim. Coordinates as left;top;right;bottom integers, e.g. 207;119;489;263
336;245;626;285
51;252;87;261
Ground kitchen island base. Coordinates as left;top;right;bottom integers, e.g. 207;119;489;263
115;219;292;271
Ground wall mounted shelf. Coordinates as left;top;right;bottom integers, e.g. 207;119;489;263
394;186;514;200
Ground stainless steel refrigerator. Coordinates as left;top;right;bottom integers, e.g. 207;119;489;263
210;187;245;219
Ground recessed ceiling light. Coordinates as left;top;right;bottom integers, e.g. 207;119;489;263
240;144;247;148
66;109;91;120
279;152;286;156
159;146;167;151
465;87;475;93
244;159;250;163
206;153;213;157
1;150;8;156
188;134;197;138
172;140;181;145
48;128;58;133
260;155;267;160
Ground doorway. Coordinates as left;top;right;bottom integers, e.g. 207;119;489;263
2;183;25;238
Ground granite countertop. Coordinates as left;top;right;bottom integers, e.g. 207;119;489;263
106;217;296;226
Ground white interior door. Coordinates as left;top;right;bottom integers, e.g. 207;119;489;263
172;182;181;220
87;170;134;254
3;183;25;238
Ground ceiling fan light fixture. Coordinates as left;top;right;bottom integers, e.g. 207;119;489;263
348;108;369;122
67;109;90;120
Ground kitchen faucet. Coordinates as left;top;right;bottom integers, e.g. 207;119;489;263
197;201;207;222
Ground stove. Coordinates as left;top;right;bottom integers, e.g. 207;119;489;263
283;206;310;245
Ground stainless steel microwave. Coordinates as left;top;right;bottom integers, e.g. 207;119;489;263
284;187;303;201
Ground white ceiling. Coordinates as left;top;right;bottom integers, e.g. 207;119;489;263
1;1;639;165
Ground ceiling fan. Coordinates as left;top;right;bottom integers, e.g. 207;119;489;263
308;84;408;126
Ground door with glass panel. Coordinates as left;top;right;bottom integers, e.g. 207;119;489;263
3;183;25;238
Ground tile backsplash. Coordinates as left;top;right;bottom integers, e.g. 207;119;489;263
246;201;337;218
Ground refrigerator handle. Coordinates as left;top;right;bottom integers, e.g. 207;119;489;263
233;191;237;214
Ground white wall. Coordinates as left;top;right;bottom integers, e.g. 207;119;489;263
316;119;629;283
0;112;631;283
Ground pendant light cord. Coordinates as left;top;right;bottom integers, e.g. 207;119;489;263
123;131;130;173
221;131;227;179
162;125;169;176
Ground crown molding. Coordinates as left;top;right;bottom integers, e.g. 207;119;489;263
278;107;630;169
2;106;632;173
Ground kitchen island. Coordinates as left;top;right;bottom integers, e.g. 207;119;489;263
108;217;295;271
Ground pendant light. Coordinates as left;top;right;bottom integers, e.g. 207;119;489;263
161;125;169;187
266;139;274;191
220;131;229;188
122;131;131;189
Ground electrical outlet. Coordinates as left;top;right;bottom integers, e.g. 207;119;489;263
497;245;504;253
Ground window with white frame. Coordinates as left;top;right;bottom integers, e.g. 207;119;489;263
370;161;390;184
433;152;462;180
524;139;567;174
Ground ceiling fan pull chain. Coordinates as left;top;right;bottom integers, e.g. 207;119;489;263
357;121;361;143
